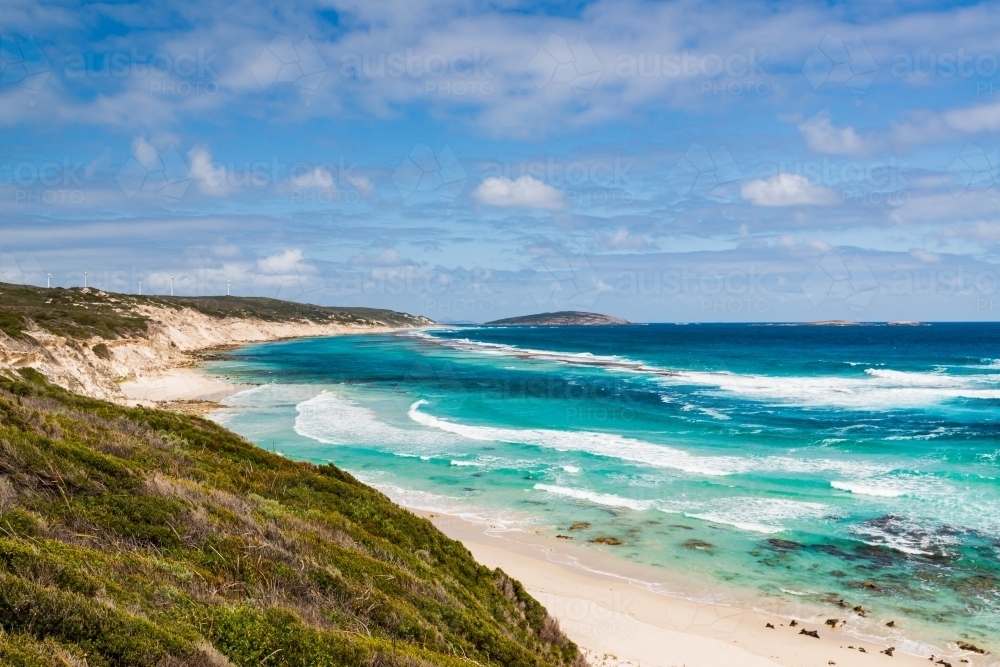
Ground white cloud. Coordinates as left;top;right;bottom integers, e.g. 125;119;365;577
945;100;1000;133
473;175;565;210
212;243;241;257
347;174;376;199
290;165;336;191
798;112;868;155
741;173;839;207
132;137;160;169
593;228;649;250
256;248;315;275
938;221;1000;244
189;147;234;196
910;248;941;263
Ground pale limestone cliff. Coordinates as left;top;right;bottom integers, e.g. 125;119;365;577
0;303;409;403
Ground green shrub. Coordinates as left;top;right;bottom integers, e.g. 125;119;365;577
0;373;583;667
76;495;187;548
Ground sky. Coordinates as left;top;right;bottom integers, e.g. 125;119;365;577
2;0;1000;322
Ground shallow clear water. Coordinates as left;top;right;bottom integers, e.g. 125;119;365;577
207;323;1000;654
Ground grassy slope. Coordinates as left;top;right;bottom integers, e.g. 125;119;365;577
0;369;583;667
0;282;430;340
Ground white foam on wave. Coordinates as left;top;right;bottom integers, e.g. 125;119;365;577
355;476;529;531
666;368;1000;409
408;400;896;480
534;483;656;511
678;402;738;421
408;399;741;476
210;383;324;435
295;391;463;454
294;395;951;514
666;497;832;534
533;483;833;534
831;480;905;498
697;407;731;420
850;515;960;556
408;331;668;375
412;331;1000;409
884;426;955;441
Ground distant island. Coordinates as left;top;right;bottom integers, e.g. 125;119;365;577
804;320;924;327
806;320;861;326
486;311;630;326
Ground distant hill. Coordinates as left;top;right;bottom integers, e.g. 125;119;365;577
0;282;431;340
486;311;630;326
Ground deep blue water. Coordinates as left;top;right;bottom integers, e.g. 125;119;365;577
207;323;1000;655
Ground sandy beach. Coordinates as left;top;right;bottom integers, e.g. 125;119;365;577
155;365;982;667
417;511;957;667
119;366;254;410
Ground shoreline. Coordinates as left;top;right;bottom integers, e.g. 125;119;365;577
116;327;422;409
119;365;256;412
412;509;971;667
0;290;429;404
169;343;990;667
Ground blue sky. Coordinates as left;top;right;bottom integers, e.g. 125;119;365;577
2;0;1000;322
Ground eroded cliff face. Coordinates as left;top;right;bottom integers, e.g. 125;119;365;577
0;303;403;402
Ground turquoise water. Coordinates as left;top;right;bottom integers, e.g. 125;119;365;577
208;324;1000;656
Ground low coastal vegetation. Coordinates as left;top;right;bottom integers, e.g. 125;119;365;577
0;282;430;340
484;312;629;326
0;368;584;666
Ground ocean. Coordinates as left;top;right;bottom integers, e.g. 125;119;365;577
207;323;1000;656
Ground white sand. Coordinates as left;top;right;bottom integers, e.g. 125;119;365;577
119;366;252;404
419;512;960;667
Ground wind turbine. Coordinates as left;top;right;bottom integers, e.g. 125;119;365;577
46;273;51;288
169;276;174;296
